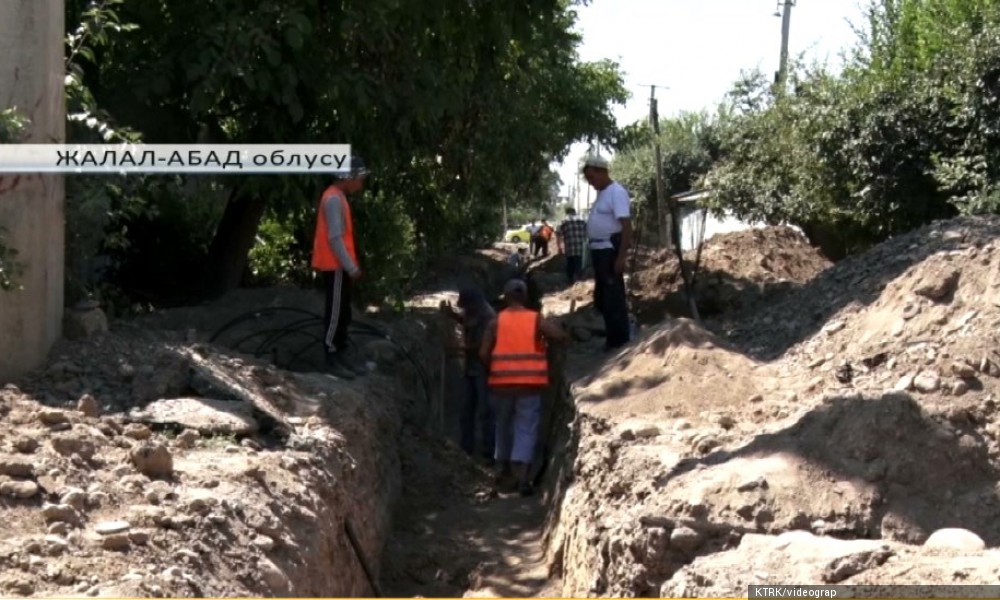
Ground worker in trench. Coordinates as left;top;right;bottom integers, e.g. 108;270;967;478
440;287;497;465
480;279;570;496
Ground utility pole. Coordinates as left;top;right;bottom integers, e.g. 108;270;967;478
649;85;667;248
638;83;670;248
774;0;795;92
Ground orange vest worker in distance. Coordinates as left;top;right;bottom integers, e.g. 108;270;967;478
311;153;368;381
487;309;549;389
312;186;357;271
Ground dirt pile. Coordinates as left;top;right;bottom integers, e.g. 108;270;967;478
0;292;418;598
545;216;1000;596
629;226;832;323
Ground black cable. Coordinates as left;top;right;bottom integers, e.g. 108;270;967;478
209;307;323;343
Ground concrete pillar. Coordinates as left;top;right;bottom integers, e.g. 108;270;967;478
0;0;66;382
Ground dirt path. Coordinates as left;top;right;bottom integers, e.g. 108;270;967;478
379;422;563;598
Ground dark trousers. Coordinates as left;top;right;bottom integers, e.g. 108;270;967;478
532;236;548;257
565;254;582;283
459;373;494;459
591;248;630;349
323;269;353;353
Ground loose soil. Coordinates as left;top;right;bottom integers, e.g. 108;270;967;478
7;219;1000;599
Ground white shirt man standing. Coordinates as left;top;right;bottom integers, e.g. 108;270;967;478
582;155;632;351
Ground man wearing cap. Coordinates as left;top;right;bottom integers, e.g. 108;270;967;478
480;279;569;496
311;154;369;380
582;154;632;351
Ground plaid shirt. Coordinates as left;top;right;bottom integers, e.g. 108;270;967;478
558;216;588;257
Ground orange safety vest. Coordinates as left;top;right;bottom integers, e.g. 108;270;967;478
311;184;358;271
488;308;549;389
539;224;554;240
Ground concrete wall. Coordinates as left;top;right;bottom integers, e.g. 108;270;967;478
0;0;66;382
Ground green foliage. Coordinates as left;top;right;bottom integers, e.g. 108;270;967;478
690;0;1000;257
66;0;627;306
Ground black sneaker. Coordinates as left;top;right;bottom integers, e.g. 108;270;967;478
324;353;356;380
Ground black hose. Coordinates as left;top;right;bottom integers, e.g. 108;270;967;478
207;305;434;416
209;307;323;344
254;318;319;357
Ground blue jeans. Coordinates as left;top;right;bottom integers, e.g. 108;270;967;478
459;373;494;459
492;393;542;464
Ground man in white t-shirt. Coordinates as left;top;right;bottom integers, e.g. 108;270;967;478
582;154;632;351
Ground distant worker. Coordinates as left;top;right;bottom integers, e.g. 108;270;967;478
532;220;554;258
582;155;632;352
527;221;541;256
507;246;528;273
442;287;497;465
311;154;370;380
557;207;587;284
481;279;569;496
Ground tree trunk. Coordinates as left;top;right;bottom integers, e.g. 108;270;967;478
203;192;268;298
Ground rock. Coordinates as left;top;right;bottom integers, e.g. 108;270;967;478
102;533;131;551
39;409;70;426
95;520;131;535
128;530;150;545
913;268;961;301
253;535;276;551
924;528;985;552
44;534;69;556
175;429;200;449
0;480;39;499
130;442;173;479
0;455;35;477
87;491;109;508
225;444;241;454
258;557;291;594
952;380;969;397
748;394;764;403
894;373;915;392
123;423;152;440
670;526;704;553
821;548;894;583
135;397;258;436
51;434;97;460
64;306;109;340
77;394;100;418
49;522;70;535
241;437;262;451
913;371;941;393
61;487;87;510
619;429;636;442
737;476;768;492
6;579;34;595
42;503;82;526
13;437;38;453
806;376;824;392
144;480;175;505
634;426;661;438
951;361;978;379
823;321;846;335
715;415;737;430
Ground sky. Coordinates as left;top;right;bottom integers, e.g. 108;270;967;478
555;0;870;198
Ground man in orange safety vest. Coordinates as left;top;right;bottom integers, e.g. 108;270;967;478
480;279;569;496
311;154;369;380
